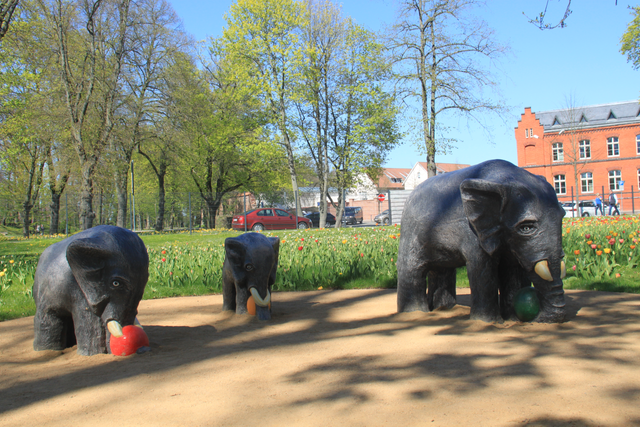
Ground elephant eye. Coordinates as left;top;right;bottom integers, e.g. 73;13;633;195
245;264;254;271
517;222;537;235
112;280;121;288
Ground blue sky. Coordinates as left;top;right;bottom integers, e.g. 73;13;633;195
167;0;640;169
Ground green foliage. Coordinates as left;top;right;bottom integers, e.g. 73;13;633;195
621;6;640;70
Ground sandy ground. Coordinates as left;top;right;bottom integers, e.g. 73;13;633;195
1;288;640;427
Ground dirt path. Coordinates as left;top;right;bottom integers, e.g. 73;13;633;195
1;288;640;426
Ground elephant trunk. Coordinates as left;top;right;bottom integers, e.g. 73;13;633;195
249;287;271;321
531;259;566;323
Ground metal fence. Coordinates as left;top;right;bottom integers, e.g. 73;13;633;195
557;185;640;216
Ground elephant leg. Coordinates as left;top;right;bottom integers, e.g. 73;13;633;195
466;256;501;322
498;257;531;320
33;309;72;351
427;269;457;311
72;309;107;356
235;286;250;315
222;273;236;312
397;261;429;313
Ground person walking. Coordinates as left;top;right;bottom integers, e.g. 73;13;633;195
594;194;603;216
608;192;620;216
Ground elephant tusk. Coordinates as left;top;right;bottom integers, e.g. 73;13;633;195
107;320;124;337
534;260;554;282
560;260;566;279
250;287;271;307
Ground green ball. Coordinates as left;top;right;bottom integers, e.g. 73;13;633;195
513;287;540;322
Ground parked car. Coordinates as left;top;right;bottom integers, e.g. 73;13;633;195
231;208;312;231
562;200;597;217
374;209;390;225
341;206;363;225
304;212;336;228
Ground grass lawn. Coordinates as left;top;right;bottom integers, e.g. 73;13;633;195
2;221;640;323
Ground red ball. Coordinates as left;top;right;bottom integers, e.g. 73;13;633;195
109;325;150;356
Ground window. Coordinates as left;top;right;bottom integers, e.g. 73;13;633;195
607;137;619;157
581;172;593;193
609;170;622;191
525;128;529;138
637;169;640;191
552;143;564;162
636;135;640;155
275;209;290;217
579;140;591;159
554;175;566;195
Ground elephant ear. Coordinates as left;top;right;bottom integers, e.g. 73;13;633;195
269;237;280;261
224;237;246;266
460;179;507;257
66;237;113;314
268;237;280;282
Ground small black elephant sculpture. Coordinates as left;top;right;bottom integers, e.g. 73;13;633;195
33;225;149;355
397;159;566;323
222;233;280;320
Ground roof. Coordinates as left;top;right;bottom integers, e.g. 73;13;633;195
375;168;411;189
535;100;640;132
417;162;471;173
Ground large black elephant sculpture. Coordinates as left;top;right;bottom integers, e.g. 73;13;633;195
397;159;566;323
33;225;149;355
222;233;279;321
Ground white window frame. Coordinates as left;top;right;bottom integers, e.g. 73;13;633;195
552;143;564;162
579;140;591;159
609;170;622;191
581;172;593;193
607;136;620;157
525;128;529;138
636;135;640;155
554;174;566;195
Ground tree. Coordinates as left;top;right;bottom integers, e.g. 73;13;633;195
218;0;307;216
525;0;572;30
294;0;344;228
330;22;400;226
389;0;506;178
621;6;640;71
36;0;132;230
0;0;19;40
0;5;65;237
111;0;187;228
168;50;285;229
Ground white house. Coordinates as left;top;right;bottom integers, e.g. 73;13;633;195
403;162;470;190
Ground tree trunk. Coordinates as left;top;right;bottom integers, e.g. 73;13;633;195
22;200;32;238
49;193;61;235
115;172;128;228
79;160;96;230
154;174;166;231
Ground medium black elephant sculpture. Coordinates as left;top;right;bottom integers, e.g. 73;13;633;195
33;225;149;355
222;233;280;320
397;159;566;323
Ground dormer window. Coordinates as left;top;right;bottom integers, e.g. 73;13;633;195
608;110;617;120
580;114;588;123
552;117;561;126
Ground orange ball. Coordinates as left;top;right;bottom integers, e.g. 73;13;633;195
246;295;270;316
247;295;256;315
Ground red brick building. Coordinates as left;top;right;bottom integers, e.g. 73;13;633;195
515;101;640;212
